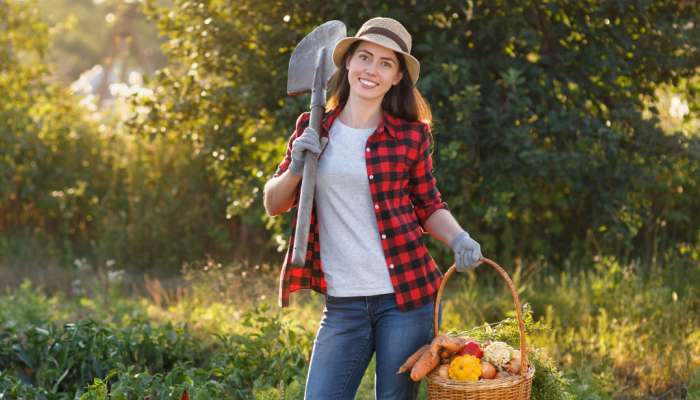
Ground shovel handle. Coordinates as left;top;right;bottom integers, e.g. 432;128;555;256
291;102;324;266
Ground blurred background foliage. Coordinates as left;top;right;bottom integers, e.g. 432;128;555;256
2;0;699;273
37;0;166;85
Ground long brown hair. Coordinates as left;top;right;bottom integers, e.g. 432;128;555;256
326;41;432;125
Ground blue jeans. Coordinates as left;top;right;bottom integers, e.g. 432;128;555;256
304;293;442;400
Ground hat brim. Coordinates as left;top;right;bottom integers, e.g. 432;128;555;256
332;35;420;85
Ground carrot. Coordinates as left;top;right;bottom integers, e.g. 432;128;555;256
430;335;466;356
429;335;448;357
410;347;440;381
441;336;466;353
439;349;451;360
396;344;430;374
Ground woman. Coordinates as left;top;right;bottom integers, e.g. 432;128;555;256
263;17;482;400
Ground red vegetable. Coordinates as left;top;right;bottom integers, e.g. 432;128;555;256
458;341;484;359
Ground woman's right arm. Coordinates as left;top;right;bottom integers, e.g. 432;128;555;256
264;120;320;217
263;169;302;216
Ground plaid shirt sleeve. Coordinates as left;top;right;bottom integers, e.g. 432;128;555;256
273;112;325;308
408;123;448;230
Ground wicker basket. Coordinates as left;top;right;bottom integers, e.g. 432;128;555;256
427;258;535;400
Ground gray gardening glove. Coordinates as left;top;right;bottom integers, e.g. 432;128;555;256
451;231;482;272
289;127;322;176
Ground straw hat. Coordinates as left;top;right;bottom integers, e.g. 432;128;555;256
332;17;420;84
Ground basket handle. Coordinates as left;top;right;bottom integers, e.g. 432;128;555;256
432;257;529;376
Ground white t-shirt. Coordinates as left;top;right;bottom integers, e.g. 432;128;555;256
315;119;394;297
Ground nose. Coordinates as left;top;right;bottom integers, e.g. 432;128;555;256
364;62;379;75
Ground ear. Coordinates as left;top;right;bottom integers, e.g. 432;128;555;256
392;71;404;86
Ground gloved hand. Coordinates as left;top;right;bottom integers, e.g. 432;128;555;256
289;127;322;176
451;231;482;272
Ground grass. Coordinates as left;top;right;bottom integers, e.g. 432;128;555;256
1;253;699;399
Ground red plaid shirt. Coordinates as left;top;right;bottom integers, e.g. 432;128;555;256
273;106;448;312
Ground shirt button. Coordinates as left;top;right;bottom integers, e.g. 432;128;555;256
381;234;386;239
369;174;374;180
374;204;379;210
389;264;395;269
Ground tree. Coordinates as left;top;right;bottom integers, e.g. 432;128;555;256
0;0;117;263
5;0;698;271
138;0;700;267
35;0;167;85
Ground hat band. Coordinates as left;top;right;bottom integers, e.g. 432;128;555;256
359;27;409;53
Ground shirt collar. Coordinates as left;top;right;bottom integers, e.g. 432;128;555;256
322;104;398;139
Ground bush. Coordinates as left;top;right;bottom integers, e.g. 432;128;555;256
3;0;700;272
138;0;700;267
1;0;250;272
0;298;311;399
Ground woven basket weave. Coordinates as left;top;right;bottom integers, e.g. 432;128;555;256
427;258;535;400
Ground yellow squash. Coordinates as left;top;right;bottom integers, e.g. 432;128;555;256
448;354;482;381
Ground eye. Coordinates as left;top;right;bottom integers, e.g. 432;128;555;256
359;54;368;60
382;61;393;68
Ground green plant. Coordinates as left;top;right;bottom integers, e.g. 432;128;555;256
530;256;700;397
0;298;312;400
210;305;312;398
0;370;53;400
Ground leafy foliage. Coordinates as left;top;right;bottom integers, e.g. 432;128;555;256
0;300;311;399
136;0;700;268
0;0;117;264
528;256;700;397
435;0;700;265
2;0;700;271
2;252;699;398
1;0;247;270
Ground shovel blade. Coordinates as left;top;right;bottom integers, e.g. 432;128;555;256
287;20;346;96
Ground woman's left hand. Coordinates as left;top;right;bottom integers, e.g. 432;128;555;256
450;231;482;272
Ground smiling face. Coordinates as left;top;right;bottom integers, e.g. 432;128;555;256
345;41;404;102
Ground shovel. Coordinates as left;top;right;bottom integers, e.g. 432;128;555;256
287;20;346;267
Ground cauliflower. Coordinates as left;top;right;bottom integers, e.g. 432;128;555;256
483;341;513;369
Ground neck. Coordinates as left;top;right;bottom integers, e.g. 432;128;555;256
339;93;383;129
